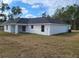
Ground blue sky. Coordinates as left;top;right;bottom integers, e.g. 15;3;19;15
0;0;79;18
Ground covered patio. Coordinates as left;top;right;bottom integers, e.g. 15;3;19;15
10;25;28;34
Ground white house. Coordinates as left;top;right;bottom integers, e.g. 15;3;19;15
3;17;71;35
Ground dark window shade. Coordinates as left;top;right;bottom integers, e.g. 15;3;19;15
41;25;45;32
31;25;34;29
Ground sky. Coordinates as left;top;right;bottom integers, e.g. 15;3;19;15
0;0;79;18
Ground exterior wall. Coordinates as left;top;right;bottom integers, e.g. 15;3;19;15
49;23;69;35
25;23;70;35
4;23;70;35
18;25;23;32
26;23;50;35
11;25;15;33
15;25;18;34
4;24;18;34
4;25;11;33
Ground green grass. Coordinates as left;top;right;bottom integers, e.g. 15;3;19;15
0;31;79;57
0;31;20;37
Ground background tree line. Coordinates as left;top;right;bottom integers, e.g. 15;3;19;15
52;4;79;30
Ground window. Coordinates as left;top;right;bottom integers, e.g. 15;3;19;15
41;25;45;32
6;25;8;30
31;25;34;29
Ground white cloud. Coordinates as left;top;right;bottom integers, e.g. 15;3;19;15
3;0;13;4
21;0;78;15
1;0;78;16
21;7;28;14
25;14;36;18
3;0;20;4
22;0;40;5
32;5;40;8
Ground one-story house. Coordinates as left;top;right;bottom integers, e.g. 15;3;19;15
3;17;71;35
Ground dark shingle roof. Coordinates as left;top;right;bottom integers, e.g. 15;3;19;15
3;18;28;25
3;17;66;25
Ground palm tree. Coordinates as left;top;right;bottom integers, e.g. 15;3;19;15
0;1;10;13
11;6;22;19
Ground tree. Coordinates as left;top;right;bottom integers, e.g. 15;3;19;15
11;6;22;19
42;12;47;17
0;2;10;21
52;4;79;29
0;1;22;21
47;15;51;18
0;3;10;13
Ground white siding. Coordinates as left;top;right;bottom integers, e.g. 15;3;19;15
15;25;18;34
4;25;11;33
4;25;18;34
18;25;23;32
26;24;50;35
4;23;70;35
11;25;15;33
49;23;69;35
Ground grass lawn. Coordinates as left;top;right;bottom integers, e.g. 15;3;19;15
0;31;79;57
